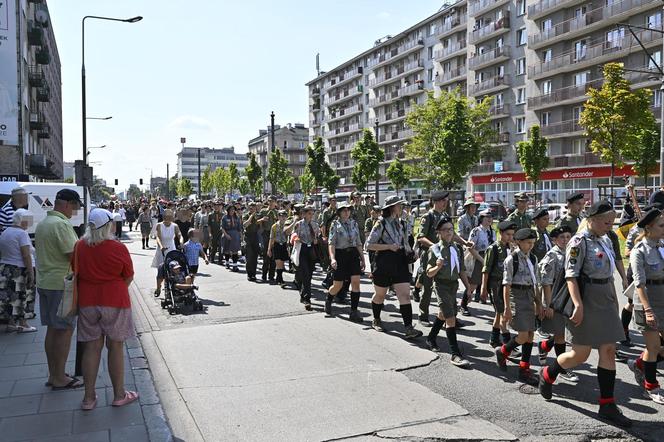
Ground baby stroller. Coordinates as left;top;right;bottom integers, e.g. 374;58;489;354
160;250;204;314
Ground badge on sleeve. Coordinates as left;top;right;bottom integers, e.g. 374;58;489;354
569;247;579;258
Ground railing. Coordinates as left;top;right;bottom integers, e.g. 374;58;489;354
469;0;510;16
379;128;413;143
488;103;510;117
378;108;408;124
326;86;362;105
29;112;45;130
324;67;363;89
529;29;661;78
528;78;603;108
369;89;402;107
27;21;45;46
438;15;467;35
469;16;510;44
540;120;584;136
434;40;467;60
436;66;467;84
529;0;651;47
468;46;510;70
28;65;45;87
369;59;424;87
311;87;320;96
326;104;363;122
400;83;425;96
326;123;361;138
549;153;601;167
368;38;424;68
468;75;510;95
528;0;582;19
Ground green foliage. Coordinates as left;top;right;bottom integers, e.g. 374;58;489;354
351;129;384;191
325;173;340;194
64;177;74;183
127;184;143;200
213;167;229;197
386;159;409;195
405;89;494;189
516;125;549;195
176;178;194;197
624;121;659;184
201;165;214;195
238;177;251;196
168;177;178;198
299;170;315;197
580;62;654;173
227;163;239;195
304;137;340;194
245;153;263;196
267;149;290;194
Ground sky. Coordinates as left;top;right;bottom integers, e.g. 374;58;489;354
49;0;445;192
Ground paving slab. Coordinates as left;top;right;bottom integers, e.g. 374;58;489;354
0;410;73;441
33;430;110;442
110;424;149;442
72;400;144;434
0;393;41;418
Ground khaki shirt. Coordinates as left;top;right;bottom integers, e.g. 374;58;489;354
416;209;447;246
427;240;465;282
565;232;615;280
503;250;539;286
506;210;532;230
630;239;664;310
482;241;510;282
556;214;582;235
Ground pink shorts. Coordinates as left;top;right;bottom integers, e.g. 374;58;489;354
77;306;135;342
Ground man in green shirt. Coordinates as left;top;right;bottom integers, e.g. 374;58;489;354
258;196;278;282
506;192;532;230
350;191;368;244
556;192;584;234
35;189;83;390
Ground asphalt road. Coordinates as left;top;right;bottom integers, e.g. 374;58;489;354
122;228;662;441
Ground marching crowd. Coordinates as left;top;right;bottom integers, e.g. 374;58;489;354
2;185;664;428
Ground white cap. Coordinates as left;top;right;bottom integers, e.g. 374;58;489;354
11;187;28;195
169;261;181;268
88;208;113;229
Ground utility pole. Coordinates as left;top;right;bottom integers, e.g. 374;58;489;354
374;118;380;203
166;163;170;201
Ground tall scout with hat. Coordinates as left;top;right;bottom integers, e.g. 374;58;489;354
506;192;532;230
350;191;368;244
532;208;552;261
556;192;585;234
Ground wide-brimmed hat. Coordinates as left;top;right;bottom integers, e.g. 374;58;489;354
514;192;529;202
463;198;477;208
382;195;406;210
336;202;353;213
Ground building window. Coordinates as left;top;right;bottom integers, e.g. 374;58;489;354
574;71;590;86
516;58;526;75
517;28;527;46
648;50;662;71
542;48;552;63
495;93;504;106
428;46;434;60
654;89;662;108
573;106;583;122
428;68;434;82
517;0;526;16
605;28;624;49
648;12;662;29
541;19;552;32
516;88;526;104
541;112;551;126
574;40;587;60
543;80;552;95
516;117;526;134
430;22;437;36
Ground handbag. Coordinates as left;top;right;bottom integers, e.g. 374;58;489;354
290;241;301;267
550;271;585;319
59;241;80;319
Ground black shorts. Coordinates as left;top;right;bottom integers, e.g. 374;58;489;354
333;248;361;281
488;282;504;313
372;250;411;288
273;242;289;261
189;265;199;275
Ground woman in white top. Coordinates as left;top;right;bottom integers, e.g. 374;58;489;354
151;209;181;296
0;209;36;332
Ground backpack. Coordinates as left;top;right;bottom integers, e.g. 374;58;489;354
511;251;537;278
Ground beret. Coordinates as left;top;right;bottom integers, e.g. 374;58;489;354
514;228;537;240
586;200;614;217
550;225;572;238
277;210;288;216
566;192;584;203
637;208;663;228
435;215;453;230
497;220;517;231
532;208;549;220
514;192;529;201
650;190;664;206
431;190;450;201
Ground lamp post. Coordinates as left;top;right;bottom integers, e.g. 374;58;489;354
82;14;142;225
86;116;112;120
374;118;380;203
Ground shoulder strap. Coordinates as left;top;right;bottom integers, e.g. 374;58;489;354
426;211;435;236
511;251;520;278
489;242;500;274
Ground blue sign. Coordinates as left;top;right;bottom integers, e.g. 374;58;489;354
494;161;503;173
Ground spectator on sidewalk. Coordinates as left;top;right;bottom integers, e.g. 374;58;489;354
112;207;123;240
75;208;138;410
152;209;181;296
0;187;29;233
35;189;83;390
0;209;37;332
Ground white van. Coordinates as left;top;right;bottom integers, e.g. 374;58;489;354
0;182;90;236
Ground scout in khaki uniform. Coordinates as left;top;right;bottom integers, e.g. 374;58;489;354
539;201;632;428
320;195;338;285
350;191;369;244
481;221;516;348
268;210;290;287
208;202;224;264
457;198;478;241
556;192;585;234
532;209;552;262
495;228;541;386
628;208;664;405
424;216;471;368
506;192;532;230
242;202;261;282
536;225;579;382
365;205;381;273
258;196;278;282
293;206;321;310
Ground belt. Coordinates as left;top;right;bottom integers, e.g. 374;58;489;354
581;276;611;285
337;247;357;252
646;279;664;285
511;284;534;290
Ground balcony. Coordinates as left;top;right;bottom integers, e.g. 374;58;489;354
29;112;45;131
378;108;408;125
28;65;45;87
36;85;50;102
369;89;402;107
529;0;593;20
311;87;320;96
311;99;321;111
469;16;510;45
469;0;510;17
28;21;45;46
528;78;603;109
434;40;467;62
529;29;662;80
436;66;467;86
540;120;584;138
488;132;511;145
437;15;468;39
549;153;601;168
38;123;51;139
378;128;413;144
326;104;363;123
36;46;50;65
528;0;654;49
468;46;510;70
369;38;425;69
324;66;364;91
325;85;362;106
468;75;510;96
326;123;362;139
488;103;510;119
311;119;321;127
369;59;425;88
400;82;425;98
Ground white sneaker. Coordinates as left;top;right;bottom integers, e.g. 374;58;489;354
558;369;579;383
628;359;645;388
645;387;664;405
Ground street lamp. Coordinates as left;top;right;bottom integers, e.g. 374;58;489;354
82;14;142;225
374;118;380;203
86;116;112;120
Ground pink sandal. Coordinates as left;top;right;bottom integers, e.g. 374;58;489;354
112;390;139;407
81;395;98;411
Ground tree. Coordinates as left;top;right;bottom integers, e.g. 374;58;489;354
351;129;384;192
299;170;315;198
580;62;653;189
386;159;409;197
168;177;178;198
245;153;263;197
176;178;193;197
127;184;143;200
305;137;340;194
624;121;659;190
227;162;239;196
516;125;549;200
213;167;229;197
201;165;214;195
324;172;340;194
405;89;494;189
238;177;251;196
267;149;290;195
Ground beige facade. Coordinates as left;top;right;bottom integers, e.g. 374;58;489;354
306;0;663;204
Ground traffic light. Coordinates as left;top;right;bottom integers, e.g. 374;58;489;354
114;179;118;186
139;178;143;185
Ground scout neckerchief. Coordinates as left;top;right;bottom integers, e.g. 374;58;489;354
523;251;537;286
597;236;616;273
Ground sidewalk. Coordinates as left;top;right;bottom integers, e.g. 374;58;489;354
0;300;172;441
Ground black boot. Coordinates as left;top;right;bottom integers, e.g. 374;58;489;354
349;292;362;323
325;296;333;316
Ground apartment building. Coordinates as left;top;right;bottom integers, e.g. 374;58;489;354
176;146;248;195
0;0;63;180
247;123;309;193
306;0;663;204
